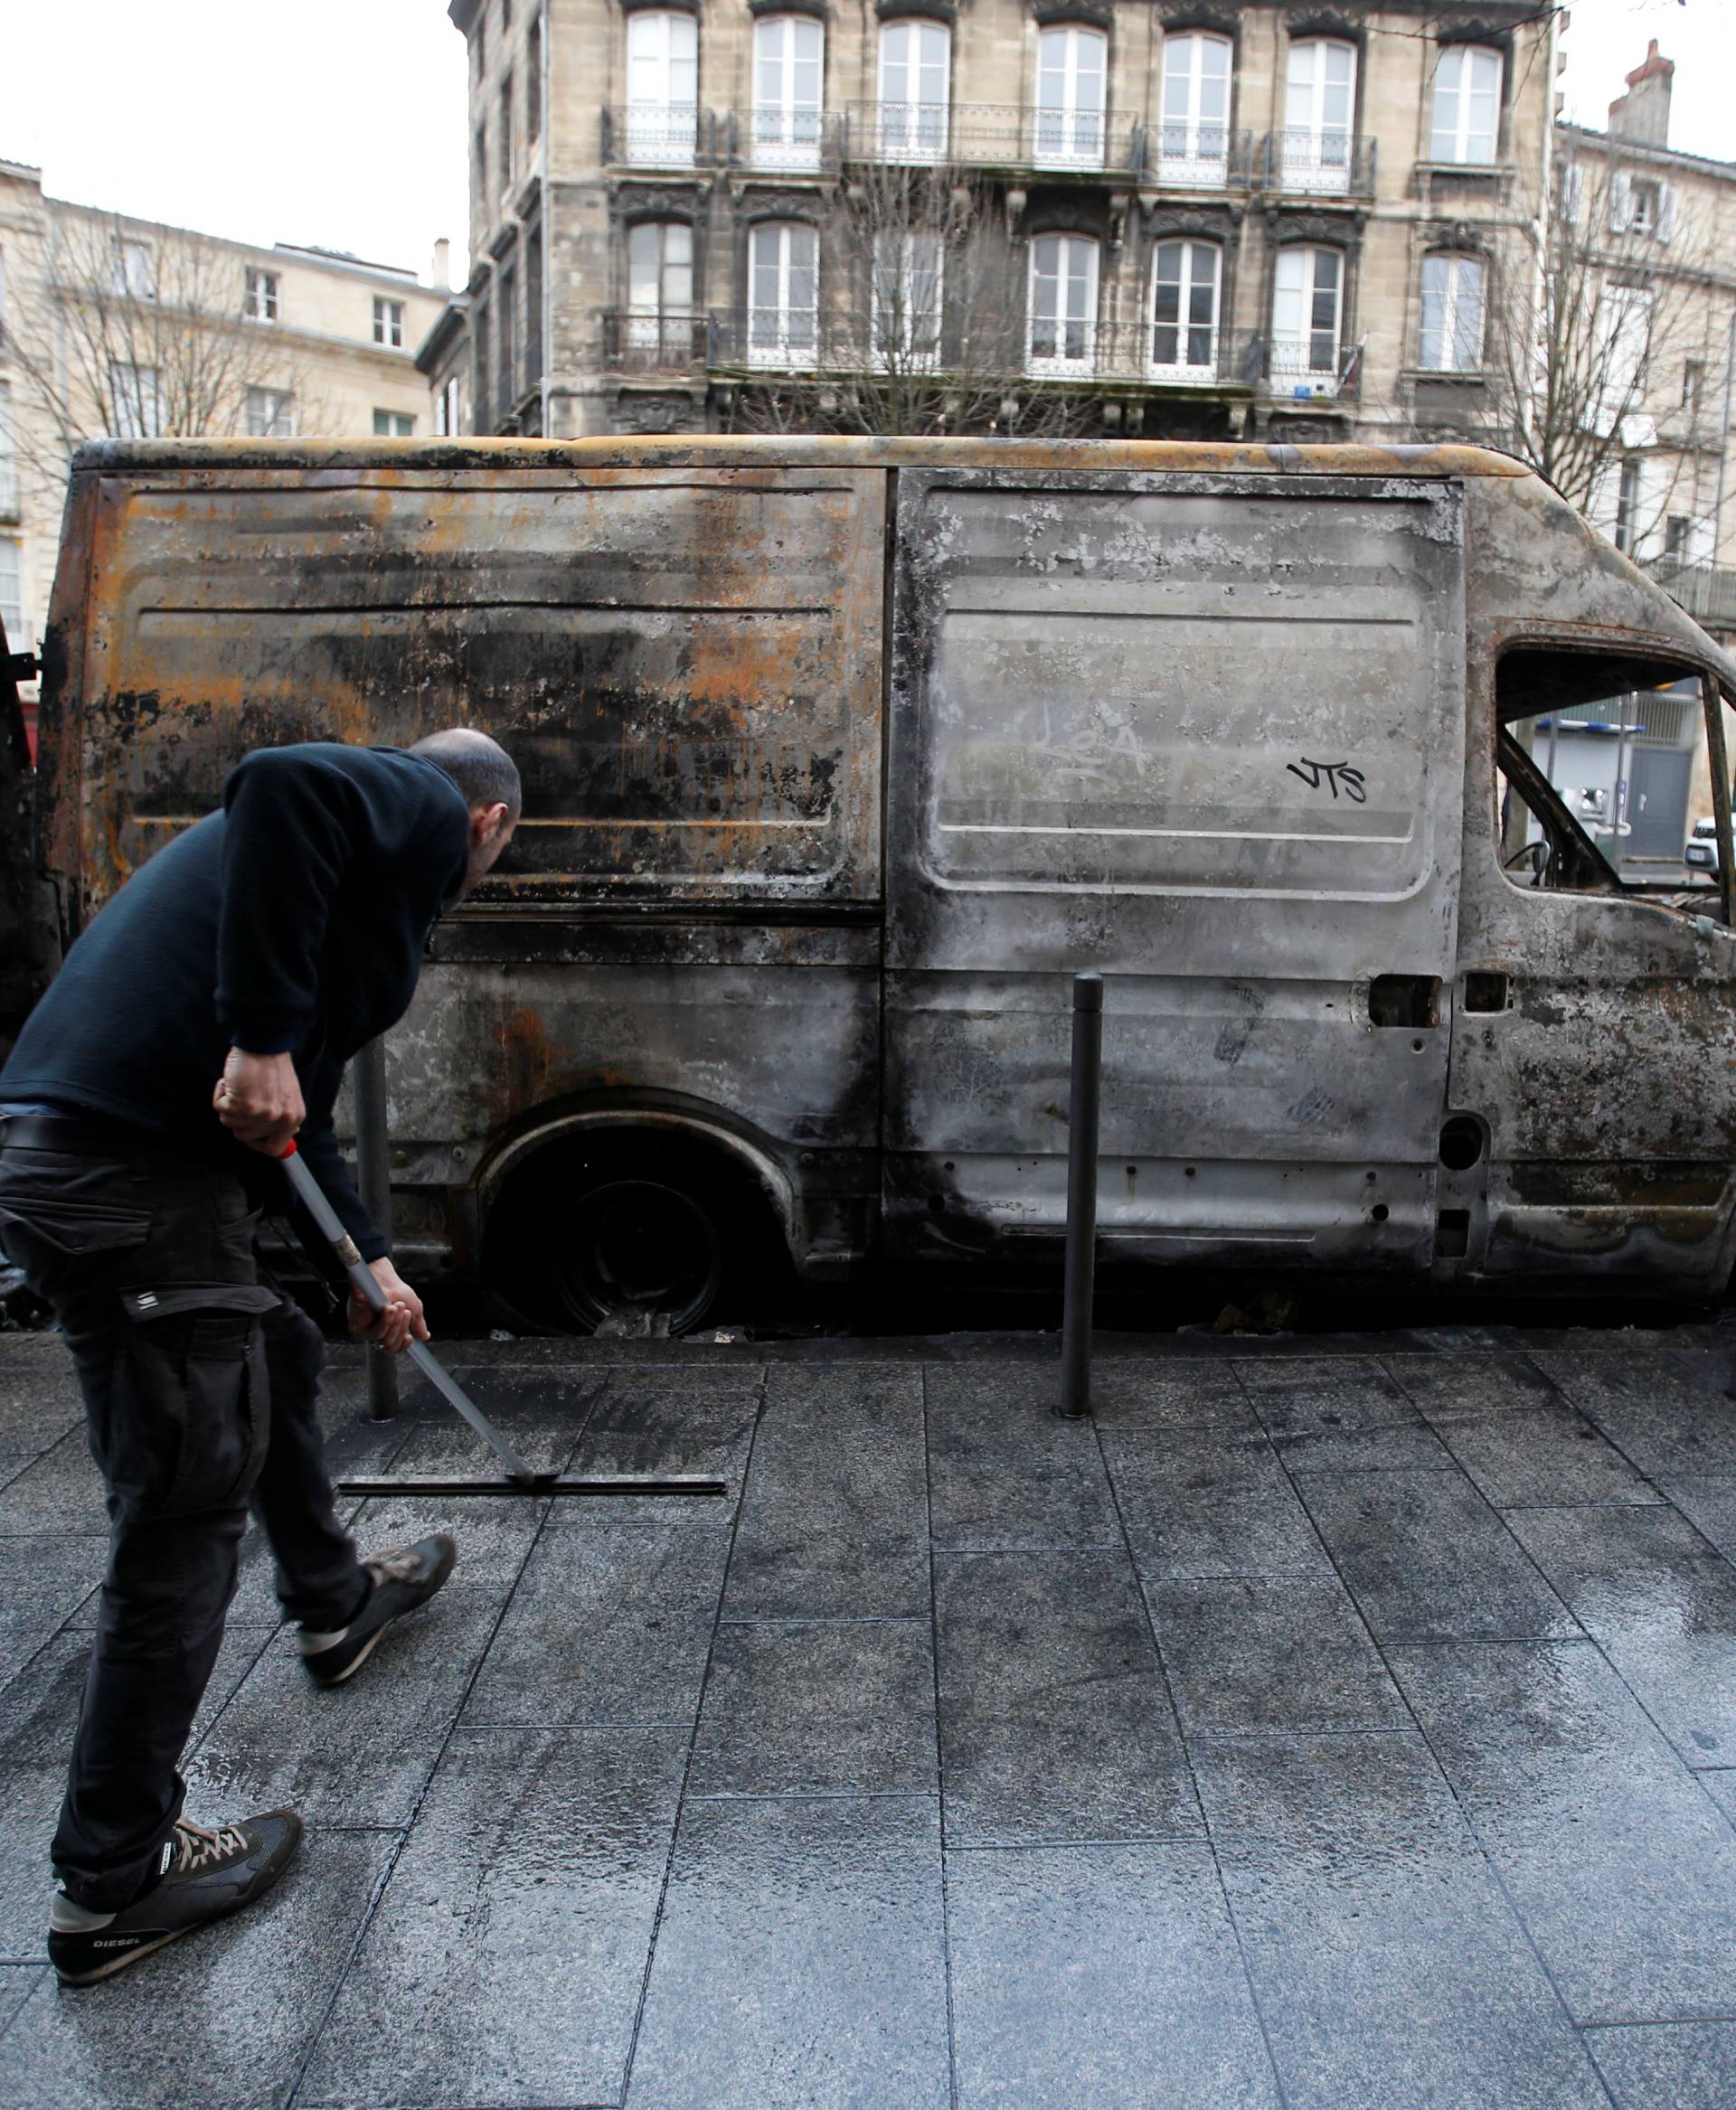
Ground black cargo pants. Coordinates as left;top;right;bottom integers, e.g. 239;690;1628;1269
0;1116;370;1911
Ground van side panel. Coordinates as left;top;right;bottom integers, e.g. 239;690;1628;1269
50;465;887;1275
884;469;1468;1272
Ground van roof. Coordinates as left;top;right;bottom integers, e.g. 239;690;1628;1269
73;435;1534;479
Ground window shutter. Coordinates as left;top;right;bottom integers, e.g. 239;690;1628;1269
1658;184;1679;243
1609;171;1632;234
1561;161;1583;220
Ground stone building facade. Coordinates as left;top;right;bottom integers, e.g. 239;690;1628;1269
428;0;1558;445
0;159;446;709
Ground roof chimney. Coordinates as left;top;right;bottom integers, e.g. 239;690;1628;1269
432;238;451;290
1608;39;1674;148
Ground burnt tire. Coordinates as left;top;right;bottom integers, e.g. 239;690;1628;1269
483;1133;765;1336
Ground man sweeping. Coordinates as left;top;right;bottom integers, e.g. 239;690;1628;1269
0;728;520;1985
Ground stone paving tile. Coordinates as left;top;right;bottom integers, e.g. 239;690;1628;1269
1100;1429;1331;1581
0;1828;395;2110
1701;1766;1736;1826
1146;1575;1410;1735
1587;2022;1736;2110
185;1495;544;1826
723;1364;927;1620
1085;1359;1258;1433
690;1619;936;1797
0;1535;108;1696
298;1725;684;2110
0;1625;277;1964
947;1842;1279;2110
1431;1405;1661;1511
1270;1421;1457;1474
0;1357;81;1483
1657;1474;1736;1561
567;1373;763;1517
927;1364;1122;1552
1506;1506;1736;1766
1383;1350;1565;1420
0;1427;105;1534
1532;1351;1736;1477
624;1793;949;2110
1390;1639;1736;2023
0;1964;43;2037
1192;1730;1613;2110
464;1515;731;1729
1297;1470;1578;1642
1234;1355;1421;1435
936;1550;1198;1846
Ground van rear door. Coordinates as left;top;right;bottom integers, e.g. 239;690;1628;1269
883;466;1467;1273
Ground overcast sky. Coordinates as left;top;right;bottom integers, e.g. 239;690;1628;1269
2;0;1732;292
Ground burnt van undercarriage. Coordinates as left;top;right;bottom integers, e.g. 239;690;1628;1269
14;437;1736;1332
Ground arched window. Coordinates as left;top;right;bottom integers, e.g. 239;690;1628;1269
1150;238;1221;379
1283;37;1355;192
878;18;950;162
1027;232;1099;376
1159;32;1231;186
1272;244;1343;386
1034;25;1107;171
748;220;819;366
754;15;826;172
626;221;694;361
625;10;698;166
1419;251;1486;372
1431;44;1501;165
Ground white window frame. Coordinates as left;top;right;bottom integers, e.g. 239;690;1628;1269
625;9;698;167
112;237;156;300
748;220;819;367
244;268;279;322
876;18;950;164
626;218;695;356
1034;24;1107;173
373;410;416;437
1594;283;1654;434
1271;245;1343;391
437;373;463;437
872;228;944;368
246;387;297;438
1026;232;1099;377
0;538;23;652
1158;32;1231;188
1419;251;1486;372
753;15;826;174
373;297;407;348
1430;43;1501;165
109;361;162;438
0;381;15;516
1282;37;1355;193
1149;238;1221;381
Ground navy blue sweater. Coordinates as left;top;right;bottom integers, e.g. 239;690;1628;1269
1;743;470;1258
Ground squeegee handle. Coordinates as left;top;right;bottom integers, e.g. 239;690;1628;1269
275;1142;541;1485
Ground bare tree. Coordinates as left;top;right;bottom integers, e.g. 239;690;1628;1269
1486;147;1722;556
721;167;1093;438
5;209;321;484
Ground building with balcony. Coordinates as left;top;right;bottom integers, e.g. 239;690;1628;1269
429;0;1556;444
0;158;446;730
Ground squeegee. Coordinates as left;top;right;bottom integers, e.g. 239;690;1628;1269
276;1141;725;1501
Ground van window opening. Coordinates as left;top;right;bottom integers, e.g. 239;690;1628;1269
1494;645;1730;919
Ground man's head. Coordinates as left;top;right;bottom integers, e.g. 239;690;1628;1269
410;728;522;894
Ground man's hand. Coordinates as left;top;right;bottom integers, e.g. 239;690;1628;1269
348;1258;429;1355
213;1049;306;1155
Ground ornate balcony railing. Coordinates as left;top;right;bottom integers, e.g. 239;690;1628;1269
599;311;715;373
599;107;723;169
1260;129;1377;199
841;101;1146;178
721;108;843;176
1646;559;1736;628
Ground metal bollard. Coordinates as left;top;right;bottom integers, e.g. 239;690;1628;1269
1059;972;1103;1419
352;1036;399;1423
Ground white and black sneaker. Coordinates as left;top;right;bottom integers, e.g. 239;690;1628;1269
49;1810;302;1986
298;1534;458;1688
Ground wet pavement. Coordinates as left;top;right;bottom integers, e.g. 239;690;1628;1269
3;1320;1736;2106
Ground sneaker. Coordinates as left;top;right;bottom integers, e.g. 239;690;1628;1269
48;1810;302;1986
298;1533;458;1688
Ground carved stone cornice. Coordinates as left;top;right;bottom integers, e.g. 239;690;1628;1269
1261;203;1368;242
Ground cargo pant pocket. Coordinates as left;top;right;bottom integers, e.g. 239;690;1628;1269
111;1283;282;1521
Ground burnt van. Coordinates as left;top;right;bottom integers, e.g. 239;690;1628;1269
21;436;1736;1324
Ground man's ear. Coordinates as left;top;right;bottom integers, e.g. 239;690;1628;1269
469;800;511;844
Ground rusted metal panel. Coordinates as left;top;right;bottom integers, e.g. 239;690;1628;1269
59;463;884;915
883;468;1467;1274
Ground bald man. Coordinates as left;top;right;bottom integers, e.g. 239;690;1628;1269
0;730;519;1983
